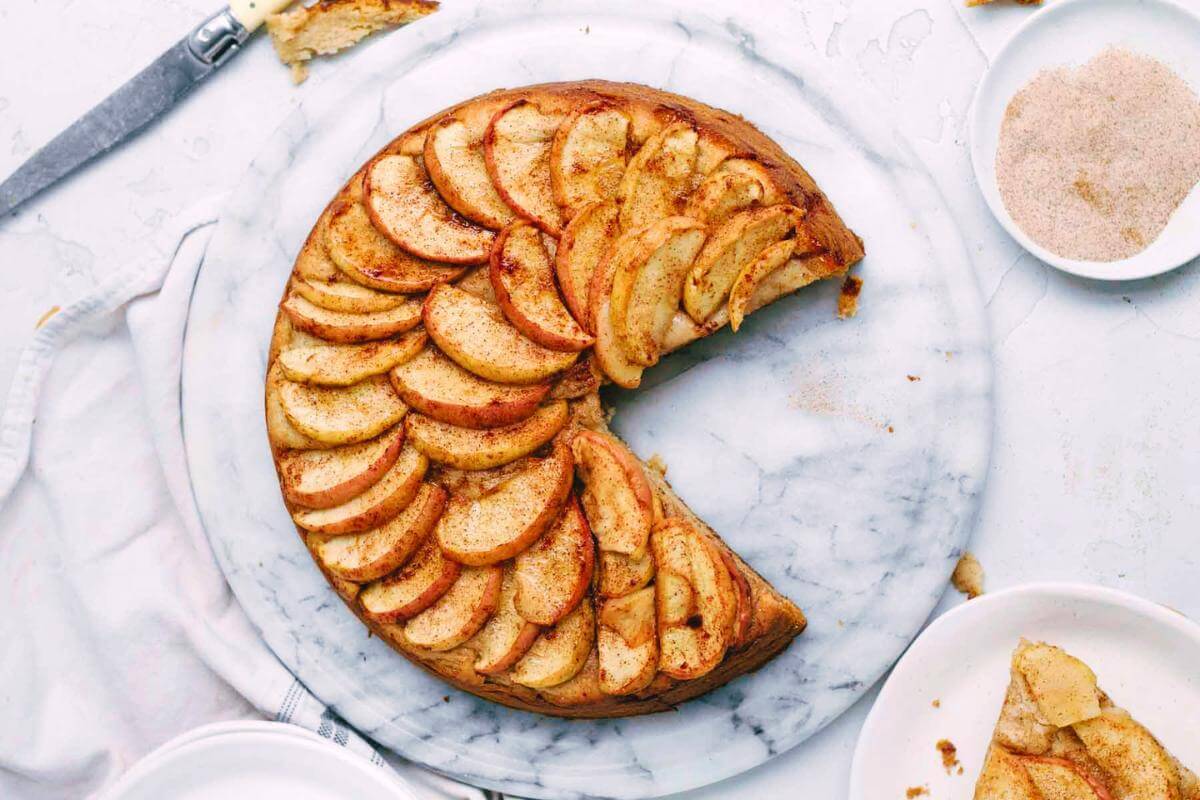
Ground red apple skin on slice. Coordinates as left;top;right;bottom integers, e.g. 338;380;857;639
469;566;541;675
313;483;447;582
281;294;423;345
490;222;594;352
587;233;645;389
405;401;568;471
364;154;495;264
402;565;503;652
717;548;752;649
423;116;517;230
359;535;461;623
279;425;405;509
571;430;655;558
549;102;631;219
390;346;549;430
292;444;427;535
436;445;574;566
555;199;620;331
513;496;595;625
1022;757;1115;800
483;100;565;235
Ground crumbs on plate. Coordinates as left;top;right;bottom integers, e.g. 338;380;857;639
937;738;962;774
906;787;929;799
952;552;985;599
837;275;863;319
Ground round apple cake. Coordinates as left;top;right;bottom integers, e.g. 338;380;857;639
266;80;864;717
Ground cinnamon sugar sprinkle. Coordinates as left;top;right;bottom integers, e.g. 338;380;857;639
996;47;1200;262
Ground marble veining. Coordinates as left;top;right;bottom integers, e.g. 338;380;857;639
181;1;992;797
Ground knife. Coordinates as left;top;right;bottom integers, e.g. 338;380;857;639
0;0;293;217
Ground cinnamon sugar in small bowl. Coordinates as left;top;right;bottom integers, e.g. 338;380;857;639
970;0;1200;280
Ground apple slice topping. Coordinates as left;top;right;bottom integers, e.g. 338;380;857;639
1022;757;1116;800
423;283;578;385
510;597;594;689
390;346;549;430
277;331;427;387
424;116;517;230
616;121;698;232
548;353;602;400
1072;710;1175;800
1014;642;1102;727
279;425;404;508
436;445;573;566
483;100;565;235
717;549;753;649
712;157;784;205
597;550;655;598
402;565;502;652
555;199;619;330
651;517;737;680
281;293;422;344
364;154;495;264
549;101;631;219
572;430;654;558
490;222;594;351
325;196;465;292
278;374;407;446
683;204;804;322
292;276;410;314
294;212;343;284
406;401;568;471
610;216;707;367
312;483;447;582
587;233;645;389
266;362;326;451
360;534;461;622
513;496;595;625
726;239;797;333
469;566;541;675
292;443;427;535
597;587;658;695
685;168;764;225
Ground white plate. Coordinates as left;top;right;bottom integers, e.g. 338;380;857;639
848;583;1200;799
98;722;419;800
969;0;1200;280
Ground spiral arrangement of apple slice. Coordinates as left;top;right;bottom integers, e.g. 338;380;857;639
266;81;864;716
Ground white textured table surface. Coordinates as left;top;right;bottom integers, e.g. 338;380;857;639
2;1;1198;798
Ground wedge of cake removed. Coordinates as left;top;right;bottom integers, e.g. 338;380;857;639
266;80;863;717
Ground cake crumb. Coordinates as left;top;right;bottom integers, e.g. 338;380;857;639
906;375;921;382
267;0;438;84
646;454;668;477
931;698;941;709
937;739;960;773
906;787;929;799
837;275;862;319
952;552;985;599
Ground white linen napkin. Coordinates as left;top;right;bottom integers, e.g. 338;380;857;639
0;201;489;800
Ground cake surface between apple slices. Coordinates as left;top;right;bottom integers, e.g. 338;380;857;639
266;80;864;718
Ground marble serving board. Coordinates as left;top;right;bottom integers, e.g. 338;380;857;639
181;1;993;797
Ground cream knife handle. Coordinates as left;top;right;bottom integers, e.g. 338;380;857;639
228;0;294;33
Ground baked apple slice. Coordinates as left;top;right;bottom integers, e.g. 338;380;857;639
469;566;541;675
685;168;764;225
390;346;549;429
405;401;568;470
1023;757;1115;800
294;211;342;284
616;121;698;232
726;239;797;333
312;483;447;582
572;430;654;558
510;597;594;689
277;331;426;387
512;496;595;625
266;362;325;451
359;535;460;622
490;222;594;351
683;204;804;322
718;549;753;649
402;565;502;652
651;517;737;680
436;445;573;566
711;157;784;205
325;196;465;292
364;154;495;264
555;199;619;329
1073;711;1178;799
609;216;707;366
423;116;517;229
277;374;407;445
597;587;657;695
596;550;655;598
279;425;404;508
291;277;410;314
549;101;630;218
423;283;578;384
292;443;427;535
587;234;645;389
281;294;422;344
483;100;565;235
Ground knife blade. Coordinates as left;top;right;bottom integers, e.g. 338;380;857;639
0;2;289;217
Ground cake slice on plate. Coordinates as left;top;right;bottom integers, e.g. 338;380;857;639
974;639;1200;799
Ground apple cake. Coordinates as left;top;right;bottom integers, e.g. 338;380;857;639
974;640;1200;799
265;80;864;717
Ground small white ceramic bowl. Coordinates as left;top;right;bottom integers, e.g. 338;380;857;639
970;0;1200;281
848;582;1200;799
